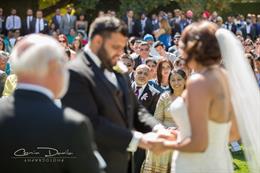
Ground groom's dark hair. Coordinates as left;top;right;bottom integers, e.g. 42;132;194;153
88;16;128;40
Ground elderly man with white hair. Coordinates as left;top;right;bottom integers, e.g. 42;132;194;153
0;34;103;173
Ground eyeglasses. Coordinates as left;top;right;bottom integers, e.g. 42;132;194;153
140;48;149;51
136;71;149;76
59;40;66;43
148;64;156;68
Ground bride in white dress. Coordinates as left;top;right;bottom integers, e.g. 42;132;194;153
150;21;260;173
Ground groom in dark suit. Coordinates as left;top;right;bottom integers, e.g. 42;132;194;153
0;34;102;173
62;16;162;173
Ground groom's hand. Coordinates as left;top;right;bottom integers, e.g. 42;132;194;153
138;132;159;150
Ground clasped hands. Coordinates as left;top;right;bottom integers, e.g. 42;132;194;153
138;128;178;155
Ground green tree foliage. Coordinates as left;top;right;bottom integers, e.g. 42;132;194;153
176;0;231;16
39;0;60;9
118;0;170;15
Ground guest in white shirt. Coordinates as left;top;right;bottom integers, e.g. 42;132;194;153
5;9;21;31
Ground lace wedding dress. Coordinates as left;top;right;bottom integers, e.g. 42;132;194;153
170;97;233;173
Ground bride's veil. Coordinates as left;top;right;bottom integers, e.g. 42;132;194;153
216;28;260;173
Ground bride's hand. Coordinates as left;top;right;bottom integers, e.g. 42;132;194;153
157;128;178;141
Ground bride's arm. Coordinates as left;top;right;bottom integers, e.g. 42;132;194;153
229;105;240;142
164;75;210;152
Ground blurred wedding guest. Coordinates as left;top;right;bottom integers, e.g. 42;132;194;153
5;8;21;32
0;8;5;34
0;34;102;173
52;8;62;30
22;9;34;35
4;30;15;52
255;37;260;57
77;30;88;45
0;37;5;51
154;18;172;49
145;58;157;80
186;10;193;25
134;41;150;69
154;41;176;62
60;5;76;35
126;36;137;54
168;33;181;58
98;10;105;17
244;38;255;54
140;13;153;36
141;69;187;173
120;53;135;83
71;36;83;53
0;51;8;97
149;58;173;93
143;34;160;58
131;64;160;173
216;16;225;28
241;16;256;40
1;74;17;97
130;39;142;59
76;14;88;35
151;14;160;31
254;56;260;87
122;9;141;37
67;28;77;44
58;34;76;60
174;57;191;76
50;30;59;40
31;10;49;34
49;22;57;34
132;64;160;114
225;15;237;34
245;53;255;71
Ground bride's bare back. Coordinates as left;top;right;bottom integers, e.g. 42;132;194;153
205;66;233;123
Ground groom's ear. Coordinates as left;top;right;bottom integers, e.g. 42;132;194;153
92;35;104;50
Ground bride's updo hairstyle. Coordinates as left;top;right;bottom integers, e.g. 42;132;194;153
179;21;221;66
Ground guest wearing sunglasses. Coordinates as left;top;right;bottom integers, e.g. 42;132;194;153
134;41;150;69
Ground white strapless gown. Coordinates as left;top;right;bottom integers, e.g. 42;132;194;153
170;97;233;173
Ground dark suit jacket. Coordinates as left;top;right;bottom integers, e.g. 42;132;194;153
22;16;35;35
241;24;257;40
122;16;142;37
143;18;153;36
225;23;237;34
132;82;160;114
31;18;49;34
0;89;100;173
52;15;61;30
133;56;142;70
62;52;158;173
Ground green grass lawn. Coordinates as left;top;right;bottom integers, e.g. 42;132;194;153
232;149;249;173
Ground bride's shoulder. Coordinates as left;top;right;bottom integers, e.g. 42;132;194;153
186;73;210;92
187;73;207;84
